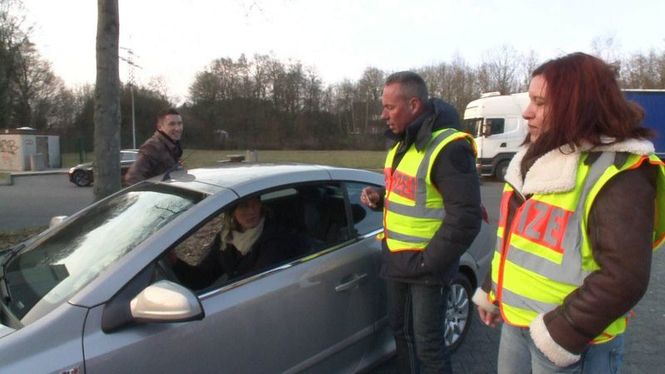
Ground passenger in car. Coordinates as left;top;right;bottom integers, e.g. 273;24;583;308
171;196;305;290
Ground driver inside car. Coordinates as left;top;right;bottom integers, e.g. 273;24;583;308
170;196;305;290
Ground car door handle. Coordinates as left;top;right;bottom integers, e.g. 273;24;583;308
335;273;368;292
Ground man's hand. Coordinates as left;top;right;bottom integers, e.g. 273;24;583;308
360;186;381;209
477;306;502;328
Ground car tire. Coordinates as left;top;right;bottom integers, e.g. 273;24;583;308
495;160;509;182
72;170;92;187
444;272;473;352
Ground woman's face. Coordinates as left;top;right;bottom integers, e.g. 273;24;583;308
522;74;549;142
233;197;262;230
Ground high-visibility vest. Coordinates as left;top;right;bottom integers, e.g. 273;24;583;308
381;128;476;252
490;152;665;344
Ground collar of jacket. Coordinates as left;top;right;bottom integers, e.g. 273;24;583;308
156;130;179;145
384;98;459;152
505;137;655;195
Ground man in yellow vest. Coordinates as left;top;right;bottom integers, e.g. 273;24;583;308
361;71;482;373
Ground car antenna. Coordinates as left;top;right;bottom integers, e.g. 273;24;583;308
162;150;195;181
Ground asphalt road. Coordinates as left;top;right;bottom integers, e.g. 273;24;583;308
0;173;94;231
0;175;662;373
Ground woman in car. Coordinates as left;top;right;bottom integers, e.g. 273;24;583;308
172;196;303;290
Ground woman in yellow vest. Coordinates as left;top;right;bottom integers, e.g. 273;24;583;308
473;52;665;373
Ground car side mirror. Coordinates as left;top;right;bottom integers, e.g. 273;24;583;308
49;215;68;228
130;280;204;322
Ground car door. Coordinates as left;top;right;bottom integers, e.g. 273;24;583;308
81;182;383;373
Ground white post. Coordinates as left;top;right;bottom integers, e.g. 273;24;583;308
131;85;136;149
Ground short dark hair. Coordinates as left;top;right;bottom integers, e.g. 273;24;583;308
156;108;180;124
385;71;428;103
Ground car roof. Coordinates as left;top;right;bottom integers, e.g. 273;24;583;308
160;163;383;195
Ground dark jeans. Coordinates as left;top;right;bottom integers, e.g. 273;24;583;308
386;279;452;374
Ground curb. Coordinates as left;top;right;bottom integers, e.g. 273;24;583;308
5;169;69;176
0;173;11;186
0;169;68;186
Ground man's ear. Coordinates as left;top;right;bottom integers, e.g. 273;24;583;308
409;97;423;114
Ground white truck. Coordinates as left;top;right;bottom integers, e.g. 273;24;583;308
463;89;665;180
462;92;529;181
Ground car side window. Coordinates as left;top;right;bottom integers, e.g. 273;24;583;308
264;183;349;250
345;182;383;236
160;183;352;293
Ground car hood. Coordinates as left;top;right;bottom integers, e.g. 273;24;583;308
73;162;93;170
0;323;15;338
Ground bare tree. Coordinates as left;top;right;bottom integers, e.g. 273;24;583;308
0;0;29;128
591;34;622;65
357;67;383;133
478;45;521;94
93;0;121;200
619;49;665;89
518;50;540;91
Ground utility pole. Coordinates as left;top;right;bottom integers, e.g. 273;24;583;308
120;47;142;149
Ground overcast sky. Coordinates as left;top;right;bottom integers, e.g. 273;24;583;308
20;0;665;103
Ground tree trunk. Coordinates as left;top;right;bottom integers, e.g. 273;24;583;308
93;0;121;200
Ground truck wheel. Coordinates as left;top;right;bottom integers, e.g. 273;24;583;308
495;161;509;182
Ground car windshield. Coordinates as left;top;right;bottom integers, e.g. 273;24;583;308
1;184;203;326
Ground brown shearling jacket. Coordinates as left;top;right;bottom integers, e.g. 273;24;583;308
482;140;659;356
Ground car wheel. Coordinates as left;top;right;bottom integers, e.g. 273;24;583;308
72;170;92;187
444;273;473;351
495;160;509;182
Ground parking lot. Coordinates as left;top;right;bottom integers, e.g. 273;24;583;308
0;174;662;372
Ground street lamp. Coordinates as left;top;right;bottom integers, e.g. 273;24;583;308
130;83;136;149
120;47;141;149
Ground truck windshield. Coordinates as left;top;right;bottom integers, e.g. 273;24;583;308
1;184;204;327
462;118;483;137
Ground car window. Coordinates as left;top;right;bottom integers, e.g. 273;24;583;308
2;184;204;326
165;183;352;293
345;182;383;236
121;151;137;162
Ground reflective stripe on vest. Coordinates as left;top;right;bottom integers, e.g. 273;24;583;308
491;152;665;344
382;129;476;252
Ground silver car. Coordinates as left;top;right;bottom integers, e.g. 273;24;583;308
0;164;493;373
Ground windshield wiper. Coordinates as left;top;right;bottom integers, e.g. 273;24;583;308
0;243;24;286
0;244;23;305
0;243;24;267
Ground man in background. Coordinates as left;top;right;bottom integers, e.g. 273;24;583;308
124;108;183;185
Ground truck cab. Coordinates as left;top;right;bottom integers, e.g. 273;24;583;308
462;92;529;180
463;89;664;181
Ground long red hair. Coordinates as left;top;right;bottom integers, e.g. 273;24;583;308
522;52;653;171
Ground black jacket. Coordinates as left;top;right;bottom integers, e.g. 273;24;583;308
380;99;482;285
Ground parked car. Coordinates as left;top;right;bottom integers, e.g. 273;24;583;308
0;164;493;373
68;149;138;187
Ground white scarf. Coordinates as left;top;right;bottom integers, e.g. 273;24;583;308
221;217;265;256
